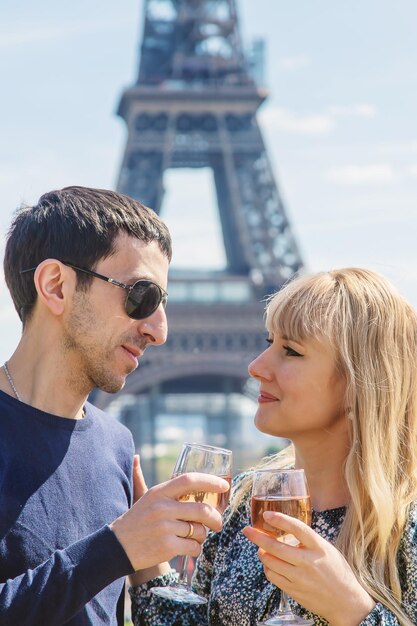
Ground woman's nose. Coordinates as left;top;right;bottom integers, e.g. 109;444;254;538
248;349;272;381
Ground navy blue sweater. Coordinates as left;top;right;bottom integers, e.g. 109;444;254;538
0;390;135;625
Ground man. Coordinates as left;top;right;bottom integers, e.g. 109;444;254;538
0;186;228;624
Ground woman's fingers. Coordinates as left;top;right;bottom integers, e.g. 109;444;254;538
262;512;317;547
243;526;300;566
242;512;321;568
243;512;376;625
257;547;296;584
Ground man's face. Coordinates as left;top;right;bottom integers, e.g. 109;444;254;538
62;232;169;394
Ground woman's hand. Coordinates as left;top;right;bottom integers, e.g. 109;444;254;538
242;512;376;626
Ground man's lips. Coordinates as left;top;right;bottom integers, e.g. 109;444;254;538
258;390;280;403
122;345;144;360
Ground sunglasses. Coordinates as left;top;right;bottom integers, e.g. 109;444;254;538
20;261;167;320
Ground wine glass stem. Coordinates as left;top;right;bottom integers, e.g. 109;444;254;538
279;590;291;613
178;555;190;586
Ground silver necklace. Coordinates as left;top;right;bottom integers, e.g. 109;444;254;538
2;361;86;418
3;361;22;401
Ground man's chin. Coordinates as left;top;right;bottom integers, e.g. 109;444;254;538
97;376;127;395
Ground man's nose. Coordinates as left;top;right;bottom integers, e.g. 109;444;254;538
138;305;168;345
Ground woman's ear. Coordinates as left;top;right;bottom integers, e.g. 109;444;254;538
33;259;75;317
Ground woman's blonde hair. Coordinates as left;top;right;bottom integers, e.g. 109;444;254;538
236;268;417;625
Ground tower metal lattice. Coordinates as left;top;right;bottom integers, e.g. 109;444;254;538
94;0;304;483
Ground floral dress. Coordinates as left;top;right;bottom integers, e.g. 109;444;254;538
130;473;417;625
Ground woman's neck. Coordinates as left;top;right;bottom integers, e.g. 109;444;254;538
294;432;350;511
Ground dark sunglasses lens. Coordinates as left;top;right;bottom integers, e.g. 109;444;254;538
125;281;163;320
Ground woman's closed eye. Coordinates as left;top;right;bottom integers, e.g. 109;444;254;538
283;345;302;357
265;338;303;357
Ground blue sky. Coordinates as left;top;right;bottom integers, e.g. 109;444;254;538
1;0;417;362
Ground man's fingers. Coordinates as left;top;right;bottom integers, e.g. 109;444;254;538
178;520;207;543
133;454;148;503
137;472;228;533
156;472;230;500
171;500;223;533
111;472;228;571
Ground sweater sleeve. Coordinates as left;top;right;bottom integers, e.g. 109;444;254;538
0;525;134;626
129;530;221;626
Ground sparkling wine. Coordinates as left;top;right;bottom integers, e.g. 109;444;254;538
174;475;232;513
251;495;311;545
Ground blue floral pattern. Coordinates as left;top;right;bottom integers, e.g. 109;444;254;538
130;473;417;625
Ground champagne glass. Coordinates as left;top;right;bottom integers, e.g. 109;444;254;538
251;469;314;625
151;442;232;604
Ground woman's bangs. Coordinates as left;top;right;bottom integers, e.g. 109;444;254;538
266;293;308;340
265;277;336;342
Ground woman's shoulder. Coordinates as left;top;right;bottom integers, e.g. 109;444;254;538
406;500;417;533
232;469;253;488
399;500;417;556
221;470;253;523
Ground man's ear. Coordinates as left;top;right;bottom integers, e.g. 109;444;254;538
33;259;75;317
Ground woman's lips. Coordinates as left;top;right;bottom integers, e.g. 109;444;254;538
258;391;279;403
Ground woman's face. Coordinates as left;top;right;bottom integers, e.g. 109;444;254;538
248;330;347;441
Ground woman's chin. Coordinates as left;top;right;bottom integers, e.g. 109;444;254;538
254;415;289;439
255;416;275;436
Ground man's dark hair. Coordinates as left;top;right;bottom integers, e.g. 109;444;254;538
4;186;172;323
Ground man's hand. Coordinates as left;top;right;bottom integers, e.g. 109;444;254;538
111;471;229;572
132;454;147;503
128;454;170;585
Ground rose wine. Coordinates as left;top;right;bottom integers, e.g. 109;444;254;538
251;495;311;545
174;475;232;514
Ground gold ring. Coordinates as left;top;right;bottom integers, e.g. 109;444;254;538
185;521;194;539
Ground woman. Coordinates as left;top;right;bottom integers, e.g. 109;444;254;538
129;268;417;625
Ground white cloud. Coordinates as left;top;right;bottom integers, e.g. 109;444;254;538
327;104;376;118
301;210;416;232
279;55;311;71
259;106;335;135
0;18;129;48
407;163;417;179
325;164;398;185
376;141;417;156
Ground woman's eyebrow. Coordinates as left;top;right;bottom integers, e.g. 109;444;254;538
281;333;304;346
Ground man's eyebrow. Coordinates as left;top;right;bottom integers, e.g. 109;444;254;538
125;274;152;284
127;274;166;290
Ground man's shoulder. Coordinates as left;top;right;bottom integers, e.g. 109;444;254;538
85;402;133;439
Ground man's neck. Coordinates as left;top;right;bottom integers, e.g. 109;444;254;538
3;331;89;420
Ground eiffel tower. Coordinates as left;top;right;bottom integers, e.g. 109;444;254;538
94;0;303;484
